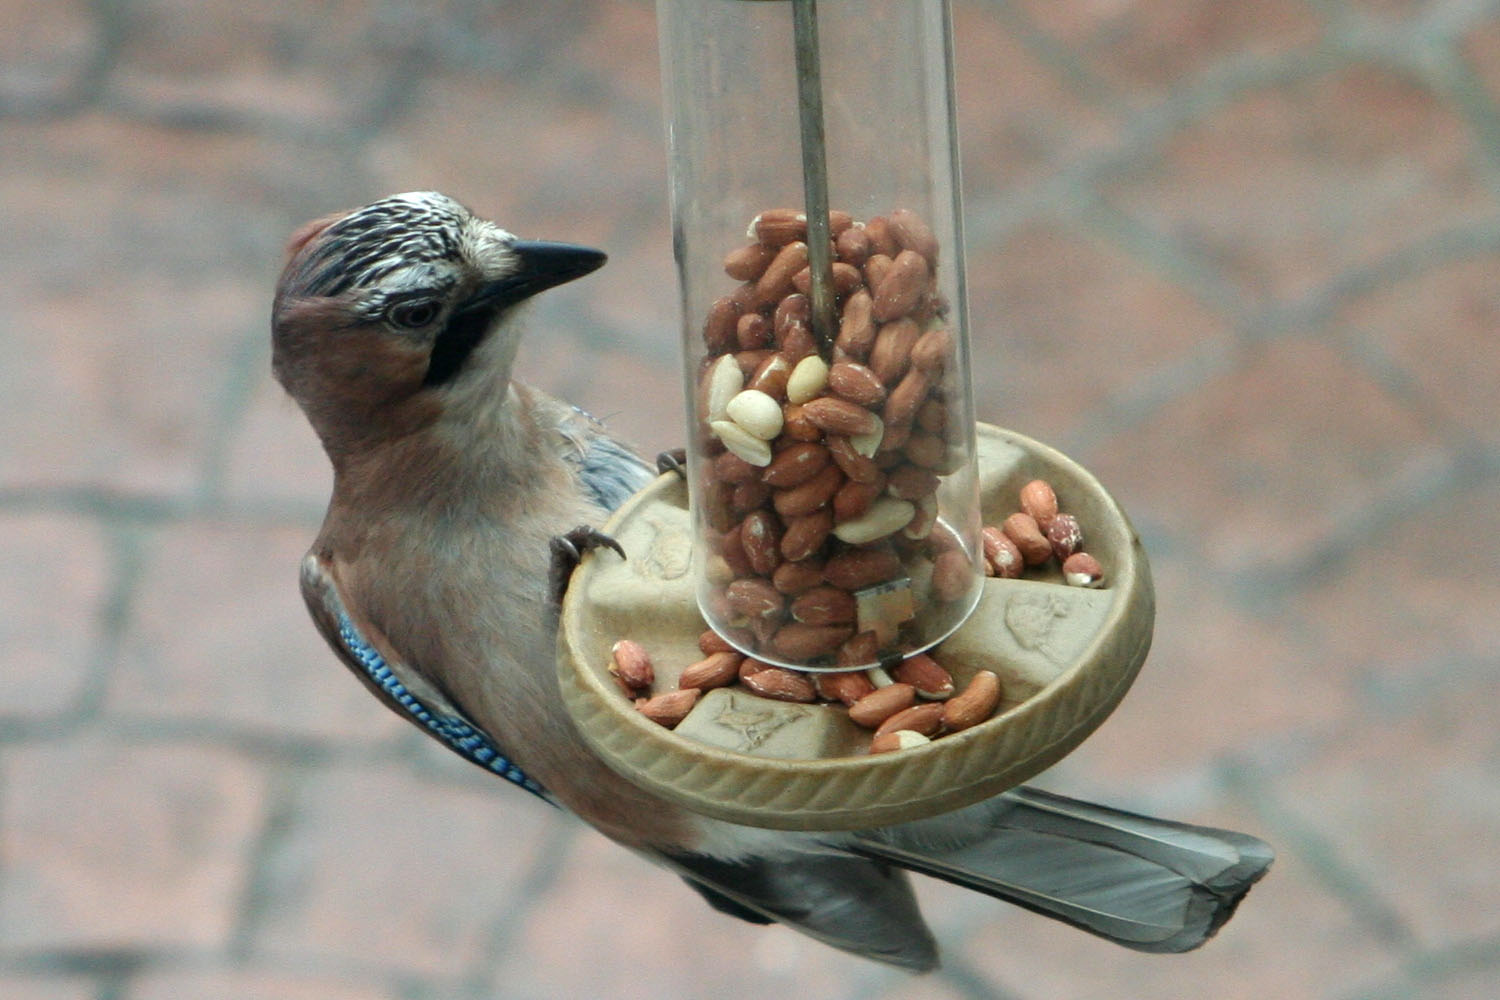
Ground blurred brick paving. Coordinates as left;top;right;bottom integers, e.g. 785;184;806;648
3;1;1499;998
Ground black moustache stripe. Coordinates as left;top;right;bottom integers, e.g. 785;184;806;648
424;307;491;386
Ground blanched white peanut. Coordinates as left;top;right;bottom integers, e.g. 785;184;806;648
725;388;784;440
785;354;830;404
706;354;743;422
833;496;916;544
711;419;773;467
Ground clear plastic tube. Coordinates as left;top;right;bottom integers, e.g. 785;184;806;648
658;0;982;670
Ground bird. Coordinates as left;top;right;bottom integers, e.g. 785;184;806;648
272;190;1273;971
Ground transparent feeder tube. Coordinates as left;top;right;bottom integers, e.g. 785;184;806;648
659;0;982;671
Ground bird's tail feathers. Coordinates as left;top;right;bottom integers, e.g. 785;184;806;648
851;785;1273;953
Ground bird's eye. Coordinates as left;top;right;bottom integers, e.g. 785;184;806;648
387;298;441;329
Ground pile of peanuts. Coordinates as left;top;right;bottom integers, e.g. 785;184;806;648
981;478;1105;587
609;632;1003;755
694;207;975;666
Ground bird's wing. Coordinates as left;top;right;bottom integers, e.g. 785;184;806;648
662;849;939;972
557;404;657;514
299;550;556;804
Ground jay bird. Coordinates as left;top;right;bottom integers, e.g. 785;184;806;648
271;190;1271;971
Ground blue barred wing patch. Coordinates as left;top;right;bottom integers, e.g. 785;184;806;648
335;614;554;805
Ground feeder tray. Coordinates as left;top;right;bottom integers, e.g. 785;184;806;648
557;423;1154;831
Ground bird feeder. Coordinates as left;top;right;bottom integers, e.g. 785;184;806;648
661;0;990;672
557;0;1154;828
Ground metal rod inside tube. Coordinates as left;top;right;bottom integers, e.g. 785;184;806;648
792;0;836;356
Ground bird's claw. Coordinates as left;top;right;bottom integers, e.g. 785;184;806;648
549;525;626;605
656;448;688;479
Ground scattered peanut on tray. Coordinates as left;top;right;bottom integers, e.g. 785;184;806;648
616;628;1003;756
611;477;1106;754
982;477;1105;588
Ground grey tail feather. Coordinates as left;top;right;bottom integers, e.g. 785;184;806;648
850;785;1274;953
664;850;940;972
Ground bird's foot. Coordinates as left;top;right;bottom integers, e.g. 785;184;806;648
549;525;626;605
656;448;688;479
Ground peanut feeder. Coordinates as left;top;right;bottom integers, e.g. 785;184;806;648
555;0;1158;829
659;0;985;671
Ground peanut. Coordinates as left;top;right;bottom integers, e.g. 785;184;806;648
724;242;776;281
1002;511;1053;566
693;208;969;664
636;688;699;728
785;353;830;404
873;249;930;322
1063;551;1104;588
941;670;1001;731
779;509;834;562
790;584;857;626
1018;479;1059;528
848;682;917;729
761;441;831;488
678;651;744;691
930;548;974;604
725;389;784;440
1046;513;1084;561
982;525;1024;578
767;622;854;661
873;702;945;740
869;729;932;754
802;396;881;437
833;496;916;544
740;665;818;703
892;653;955;700
814;670;877;706
608;639;654;694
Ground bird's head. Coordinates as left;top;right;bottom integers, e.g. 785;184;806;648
271;191;605;456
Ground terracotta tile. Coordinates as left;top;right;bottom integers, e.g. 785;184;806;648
252;763;565;980
107;518;403;743
1269;663;1500;948
1087;338;1447;576
0;513;109;719
1335;251;1500;449
0;738;268;951
1102;66;1495;303
1007;0;1321;98
125;968;394;1000
490;831;875;998
966;222;1235;444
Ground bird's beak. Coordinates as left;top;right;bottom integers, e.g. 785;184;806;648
457;241;608;316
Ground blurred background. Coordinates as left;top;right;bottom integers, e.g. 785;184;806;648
3;1;1498;997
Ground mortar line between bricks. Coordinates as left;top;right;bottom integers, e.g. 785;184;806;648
983;0;1121;113
1061;195;1255;321
466;815;581;997
1333;315;1500;466
931;949;1032;1000
195;328;274;508
0;486;326;530
1061;213;1500;468
1228;444;1499;609
963;43;1354;245
226;750;316;965
0;0;129;120
1341;928;1500;1000
61;520;154;731
1318;2;1500;200
1223;758;1418;952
